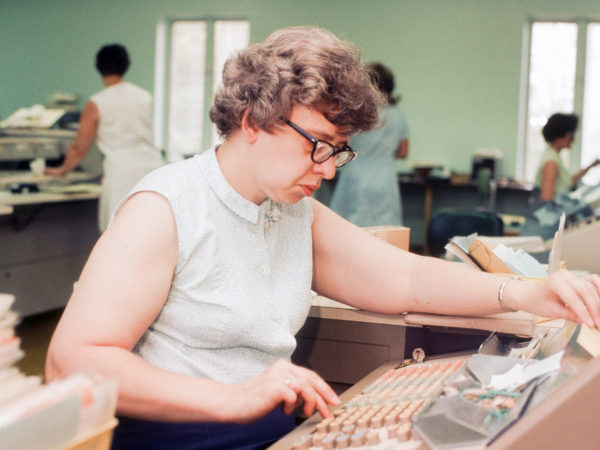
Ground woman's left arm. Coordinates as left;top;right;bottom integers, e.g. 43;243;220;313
394;138;409;159
310;199;600;327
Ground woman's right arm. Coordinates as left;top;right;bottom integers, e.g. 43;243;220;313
46;191;337;423
44;100;99;177
540;160;558;201
571;158;600;188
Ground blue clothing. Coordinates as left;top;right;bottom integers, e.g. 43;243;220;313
111;408;295;450
329;105;409;226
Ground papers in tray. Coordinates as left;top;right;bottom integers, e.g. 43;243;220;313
445;233;548;278
412;351;565;449
0;105;66;129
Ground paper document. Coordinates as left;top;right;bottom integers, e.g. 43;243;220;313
477;235;546;254
548;212;565;274
493;244;548;278
487;350;564;390
0;105;66;129
577;325;600;358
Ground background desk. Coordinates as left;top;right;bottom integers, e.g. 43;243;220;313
315;176;534;253
399;176;533;251
0;186;100;317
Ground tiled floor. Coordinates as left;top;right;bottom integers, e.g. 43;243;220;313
15;308;63;378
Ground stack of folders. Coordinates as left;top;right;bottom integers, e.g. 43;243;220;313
0;293;118;450
445;233;549;278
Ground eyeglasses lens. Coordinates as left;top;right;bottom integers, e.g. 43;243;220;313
312;142;333;163
334;151;354;168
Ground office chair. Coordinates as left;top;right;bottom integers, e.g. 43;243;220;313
426;208;504;257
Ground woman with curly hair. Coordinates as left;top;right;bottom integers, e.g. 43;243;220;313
46;27;600;449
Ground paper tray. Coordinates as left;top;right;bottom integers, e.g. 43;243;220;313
58;417;118;450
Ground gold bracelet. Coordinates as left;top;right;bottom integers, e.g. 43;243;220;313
498;276;519;312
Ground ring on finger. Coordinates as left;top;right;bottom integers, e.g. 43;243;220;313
283;378;293;386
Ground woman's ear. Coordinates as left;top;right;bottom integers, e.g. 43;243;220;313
241;110;259;144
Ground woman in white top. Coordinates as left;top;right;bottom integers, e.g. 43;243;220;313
45;44;164;231
535;112;600;201
46;27;600;449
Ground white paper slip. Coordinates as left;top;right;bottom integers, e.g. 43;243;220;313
548;212;566;274
577;325;600;358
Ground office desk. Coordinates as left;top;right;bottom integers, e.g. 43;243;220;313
292;296;528;390
0;186;100;316
399;176;534;252
315;176;534;253
279;324;600;450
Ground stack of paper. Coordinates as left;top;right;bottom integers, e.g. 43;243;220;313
445;233;548;278
0;293;118;450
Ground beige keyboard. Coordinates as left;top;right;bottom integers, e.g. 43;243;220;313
289;359;464;449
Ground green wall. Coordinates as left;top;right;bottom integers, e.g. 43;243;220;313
2;0;600;177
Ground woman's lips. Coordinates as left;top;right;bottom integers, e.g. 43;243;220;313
301;185;318;196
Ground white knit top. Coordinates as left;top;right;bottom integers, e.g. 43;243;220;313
124;147;314;384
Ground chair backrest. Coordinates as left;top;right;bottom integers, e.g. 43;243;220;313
427;208;504;256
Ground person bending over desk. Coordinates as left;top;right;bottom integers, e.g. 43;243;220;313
45;44;165;231
536;112;600;201
45;27;600;450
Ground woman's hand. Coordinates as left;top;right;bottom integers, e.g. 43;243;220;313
511;270;600;327
228;359;340;424
44;167;67;177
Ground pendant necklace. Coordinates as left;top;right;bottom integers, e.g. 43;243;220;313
264;199;281;232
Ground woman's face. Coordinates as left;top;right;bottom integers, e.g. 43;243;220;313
251;106;349;204
554;131;575;151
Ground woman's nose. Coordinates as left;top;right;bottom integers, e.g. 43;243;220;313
316;157;337;180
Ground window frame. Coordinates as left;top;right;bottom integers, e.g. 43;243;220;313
154;17;250;161
518;18;598;183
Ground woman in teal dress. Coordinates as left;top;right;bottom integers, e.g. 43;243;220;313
330;62;409;226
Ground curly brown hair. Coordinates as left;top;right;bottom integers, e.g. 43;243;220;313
210;26;384;139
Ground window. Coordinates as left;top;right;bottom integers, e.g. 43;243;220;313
581;24;600;183
521;20;600;184
155;19;250;161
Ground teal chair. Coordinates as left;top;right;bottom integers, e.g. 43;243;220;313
427;209;504;257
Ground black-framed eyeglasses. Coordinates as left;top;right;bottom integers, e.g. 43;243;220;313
286;120;357;168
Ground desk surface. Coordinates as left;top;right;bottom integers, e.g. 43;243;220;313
0;171;101;208
0;204;13;215
0;186;101;207
397;174;534;192
0;128;76;138
309;295;538;336
0;170;97;188
309;295;410;327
